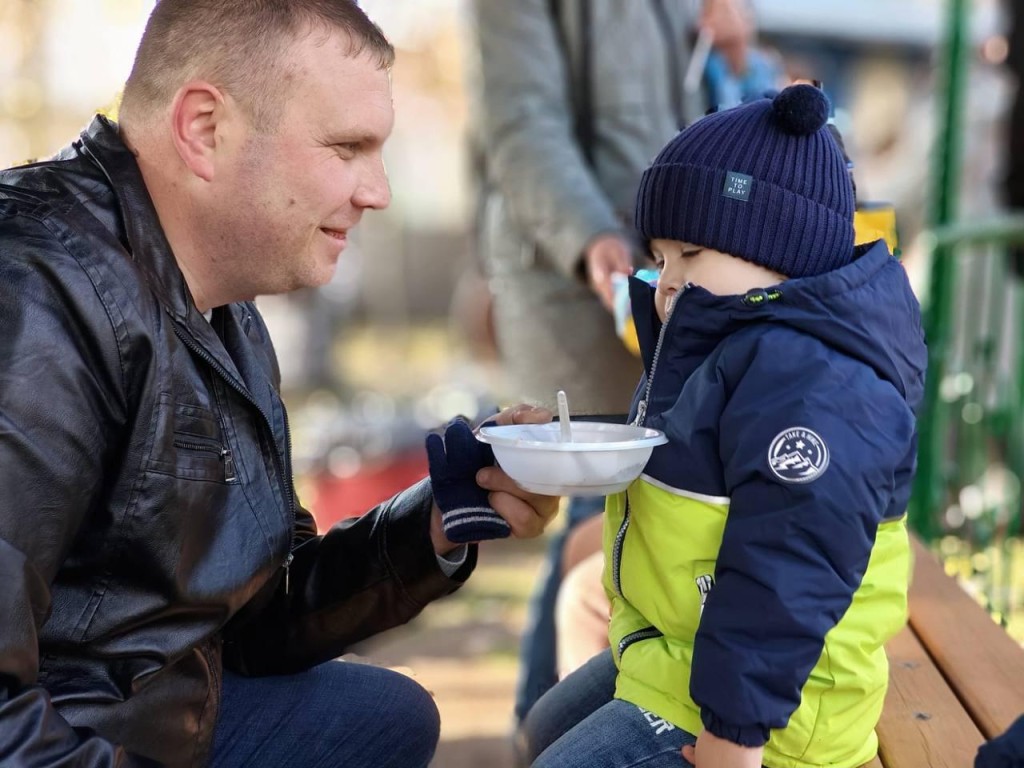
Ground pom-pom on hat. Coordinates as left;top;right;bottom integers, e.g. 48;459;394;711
634;84;855;278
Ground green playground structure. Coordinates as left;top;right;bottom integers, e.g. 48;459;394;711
910;0;1024;548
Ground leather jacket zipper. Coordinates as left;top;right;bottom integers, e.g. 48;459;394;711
172;323;297;589
173;438;237;483
283;552;294;595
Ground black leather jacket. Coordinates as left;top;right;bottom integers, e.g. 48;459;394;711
0;116;474;767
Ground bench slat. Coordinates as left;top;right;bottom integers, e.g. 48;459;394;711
876;625;984;768
908;536;1024;739
861;757;884;768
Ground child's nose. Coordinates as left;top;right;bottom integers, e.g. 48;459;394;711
658;282;676;299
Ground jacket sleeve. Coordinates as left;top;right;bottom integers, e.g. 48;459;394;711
690;334;917;746
222;479;476;675
218;309;476;673
0;218;155;766
470;0;624;276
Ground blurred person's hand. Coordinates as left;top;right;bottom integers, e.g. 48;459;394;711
701;0;754;76
430;404;558;555
682;730;764;768
585;234;634;312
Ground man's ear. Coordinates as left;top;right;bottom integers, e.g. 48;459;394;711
169;81;226;183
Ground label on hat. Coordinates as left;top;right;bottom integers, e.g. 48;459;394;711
723;171;753;202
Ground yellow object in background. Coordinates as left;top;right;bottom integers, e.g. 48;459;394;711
620;315;641;356
613;271;658;358
854;202;899;255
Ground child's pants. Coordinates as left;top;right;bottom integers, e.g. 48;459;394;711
523;650;698;768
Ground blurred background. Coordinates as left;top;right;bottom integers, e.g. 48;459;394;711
1;0;1021;765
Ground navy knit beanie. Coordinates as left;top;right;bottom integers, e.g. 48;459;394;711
634;85;855;278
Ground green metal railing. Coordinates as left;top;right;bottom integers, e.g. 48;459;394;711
912;217;1024;540
909;0;966;541
910;0;1024;634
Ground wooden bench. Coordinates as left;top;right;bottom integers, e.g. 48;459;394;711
870;536;1024;767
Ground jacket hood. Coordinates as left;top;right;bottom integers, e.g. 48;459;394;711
630;239;927;411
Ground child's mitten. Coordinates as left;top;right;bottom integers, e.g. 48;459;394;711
426;418;511;543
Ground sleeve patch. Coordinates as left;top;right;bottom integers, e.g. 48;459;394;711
768;427;830;483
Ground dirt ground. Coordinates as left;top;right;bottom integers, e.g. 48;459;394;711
350;536;548;768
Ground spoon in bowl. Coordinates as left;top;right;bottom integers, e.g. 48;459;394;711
556;390;573;443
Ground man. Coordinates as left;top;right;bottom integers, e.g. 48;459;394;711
0;2;557;767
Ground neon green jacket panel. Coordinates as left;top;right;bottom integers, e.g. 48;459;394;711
604;479;911;768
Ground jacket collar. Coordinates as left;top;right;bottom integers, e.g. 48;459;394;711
79;116;248;388
628;241;925;407
628;274;739;374
79;116;196;322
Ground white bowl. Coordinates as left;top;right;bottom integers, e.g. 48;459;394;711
476;422;668;496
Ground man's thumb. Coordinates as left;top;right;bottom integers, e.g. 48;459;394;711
681;743;696;764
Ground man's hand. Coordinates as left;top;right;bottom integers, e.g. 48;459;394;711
584;234;633;311
681;730;764;768
430;404;558;554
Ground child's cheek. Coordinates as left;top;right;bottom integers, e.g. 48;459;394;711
654;293;668;323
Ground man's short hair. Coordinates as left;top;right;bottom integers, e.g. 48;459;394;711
120;0;395;130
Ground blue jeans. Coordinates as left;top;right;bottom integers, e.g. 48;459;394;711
514;494;606;724
523;650;697;768
209;660;440;768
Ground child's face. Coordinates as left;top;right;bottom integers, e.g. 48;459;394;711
649;238;788;321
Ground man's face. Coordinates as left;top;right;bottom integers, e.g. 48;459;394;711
204;30;393;298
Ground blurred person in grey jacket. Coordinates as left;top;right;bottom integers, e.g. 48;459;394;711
470;0;709;416
467;0;765;730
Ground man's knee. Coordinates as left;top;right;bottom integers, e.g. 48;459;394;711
310;662;440;767
382;670;441;766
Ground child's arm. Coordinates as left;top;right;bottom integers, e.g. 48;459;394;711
691;331;917;748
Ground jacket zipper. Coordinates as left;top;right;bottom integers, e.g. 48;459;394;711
172;438;237;483
282;412;295;593
283;552;294;594
172;324;297;591
611;497;631;597
617;287;691;599
633;284;689;427
617;626;664;659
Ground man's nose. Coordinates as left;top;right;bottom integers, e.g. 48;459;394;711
353;156;391;210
